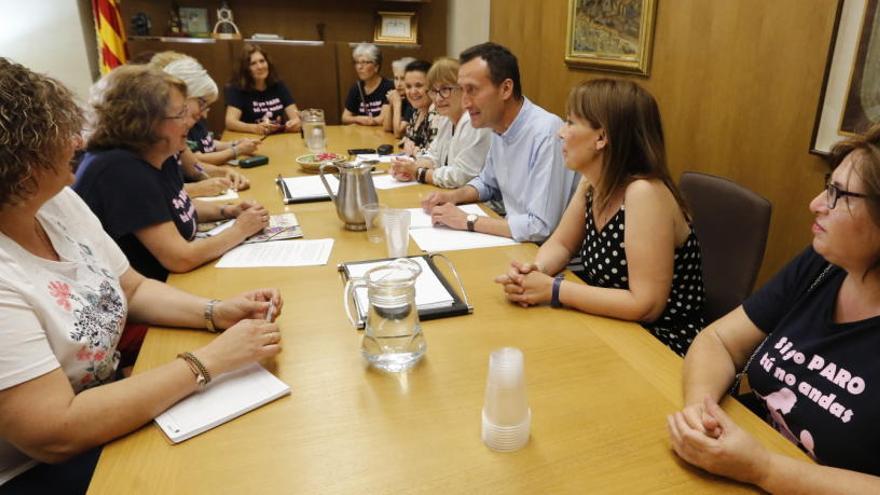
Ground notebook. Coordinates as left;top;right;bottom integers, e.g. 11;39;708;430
338;255;472;329
278;175;339;204
154;363;290;443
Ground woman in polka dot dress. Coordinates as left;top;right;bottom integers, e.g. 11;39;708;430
495;79;705;356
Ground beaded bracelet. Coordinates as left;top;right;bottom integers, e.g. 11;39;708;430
178;351;211;388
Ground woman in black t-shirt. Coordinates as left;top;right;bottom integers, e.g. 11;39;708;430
74;65;270;282
668;125;880;491
342;43;394;126
225;44;301;135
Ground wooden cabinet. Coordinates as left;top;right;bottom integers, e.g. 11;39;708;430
121;1;448;133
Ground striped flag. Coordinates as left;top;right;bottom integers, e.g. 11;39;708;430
92;0;128;73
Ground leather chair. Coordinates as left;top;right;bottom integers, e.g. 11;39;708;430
679;172;772;323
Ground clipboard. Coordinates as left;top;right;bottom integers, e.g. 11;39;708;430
276;175;337;204
338;253;472;330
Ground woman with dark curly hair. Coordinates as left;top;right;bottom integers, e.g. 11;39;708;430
0;57;283;493
75;64;269;282
224;44;301;135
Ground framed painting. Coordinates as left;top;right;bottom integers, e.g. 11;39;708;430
565;0;658;76
811;0;880;154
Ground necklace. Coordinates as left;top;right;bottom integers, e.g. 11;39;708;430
33;219;59;260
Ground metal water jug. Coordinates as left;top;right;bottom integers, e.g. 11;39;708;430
319;161;378;231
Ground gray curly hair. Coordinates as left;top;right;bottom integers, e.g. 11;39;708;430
0;57;84;208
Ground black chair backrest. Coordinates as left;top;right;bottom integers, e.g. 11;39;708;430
679;172;772;323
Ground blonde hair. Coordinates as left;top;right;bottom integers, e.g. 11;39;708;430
87;65;187;154
427;57;460;88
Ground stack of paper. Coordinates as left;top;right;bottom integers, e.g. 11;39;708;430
154;364;290;443
198;189;240;202
373;174;419;190
405;204;519;252
346;257;455;318
216;238;334;268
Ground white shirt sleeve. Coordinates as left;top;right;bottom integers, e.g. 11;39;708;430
432;114;491;189
0;282;60;390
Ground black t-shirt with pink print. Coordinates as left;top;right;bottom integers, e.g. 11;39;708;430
74;148;197;282
743;246;880;475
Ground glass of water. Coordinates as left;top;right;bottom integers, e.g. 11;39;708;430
301;108;326;153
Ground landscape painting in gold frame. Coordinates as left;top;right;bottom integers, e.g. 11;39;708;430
374;11;418;45
565;0;657;76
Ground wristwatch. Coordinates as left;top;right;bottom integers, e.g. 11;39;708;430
466;214;478;232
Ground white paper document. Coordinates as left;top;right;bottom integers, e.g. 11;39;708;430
198;189;240;202
346;257;455;317
281;175;339;202
216;238;334;268
354;153;394;164
409;227;518;252
406;204;489;229
154;363;290;443
373;174;420;190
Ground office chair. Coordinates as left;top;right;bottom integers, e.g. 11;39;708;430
679;172;772;323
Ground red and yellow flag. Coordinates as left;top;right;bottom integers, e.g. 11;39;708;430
93;0;128;73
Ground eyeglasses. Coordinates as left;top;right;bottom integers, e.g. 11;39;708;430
825;173;870;209
353;60;375;67
195;97;210;112
163;105;189;121
427;85;460;99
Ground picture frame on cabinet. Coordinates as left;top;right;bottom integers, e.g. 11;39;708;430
374;11;418;45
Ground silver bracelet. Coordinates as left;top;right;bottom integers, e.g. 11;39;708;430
204;299;220;333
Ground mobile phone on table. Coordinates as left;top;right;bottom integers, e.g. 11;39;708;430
347;148;376;155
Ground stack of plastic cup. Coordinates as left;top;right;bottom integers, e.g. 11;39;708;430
481;347;531;452
383;209;411;258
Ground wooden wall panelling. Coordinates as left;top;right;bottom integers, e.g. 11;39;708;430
491;0;838;286
229;42;342;125
127;39;233;135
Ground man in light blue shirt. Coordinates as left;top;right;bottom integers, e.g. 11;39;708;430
422;42;578;242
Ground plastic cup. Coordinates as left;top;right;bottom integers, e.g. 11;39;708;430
383;209;411;258
361;203;387;244
481;347;530;452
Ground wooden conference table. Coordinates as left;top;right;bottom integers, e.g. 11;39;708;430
88;126;808;494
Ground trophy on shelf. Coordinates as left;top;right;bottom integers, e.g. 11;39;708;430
213;1;242;40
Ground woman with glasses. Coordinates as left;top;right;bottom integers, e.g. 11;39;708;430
148;53;253;197
224;44;301;135
75;65;270;283
389;57;491;188
162;57;260;166
667;126;880;490
342;43;394;126
0;58;283;493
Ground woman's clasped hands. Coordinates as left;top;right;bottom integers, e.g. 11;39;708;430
667;397;772;486
494;260;554;307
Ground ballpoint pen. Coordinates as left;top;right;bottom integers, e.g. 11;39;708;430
266;299;276;323
276;174;293;204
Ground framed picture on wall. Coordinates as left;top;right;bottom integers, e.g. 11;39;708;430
564;0;658;76
374;11;418;45
811;0;878;155
179;7;210;35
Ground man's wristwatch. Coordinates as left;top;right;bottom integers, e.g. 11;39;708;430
466;214;478;232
